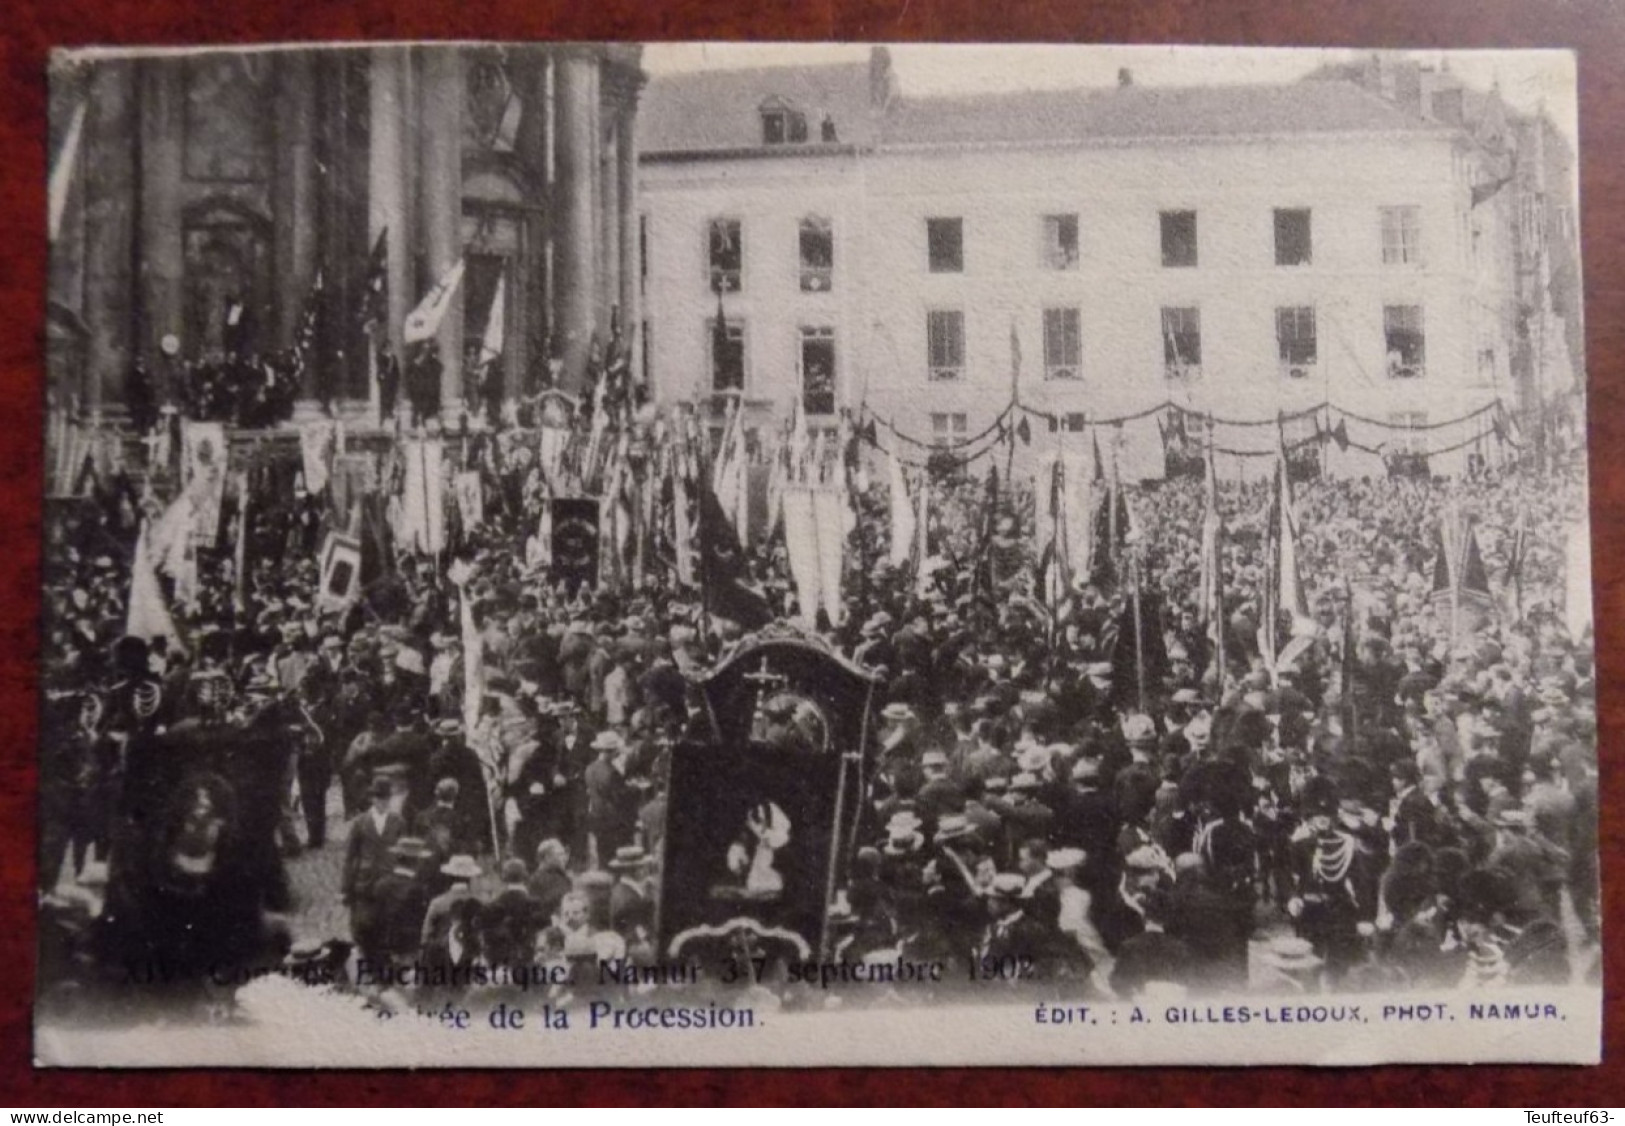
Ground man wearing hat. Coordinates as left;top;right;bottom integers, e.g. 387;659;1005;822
343;776;407;957
1455;866;1570;987
915;748;965;821
367;836;435;969
584;729;637;867
607;845;656;948
1287;776;1377;983
1485;807;1569;923
421;853;483;954
976;872;1050;973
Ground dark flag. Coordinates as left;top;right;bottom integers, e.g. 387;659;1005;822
359;228;389;334
291;269;327;404
549;497;602;589
1430;508;1495;640
1089;475;1130;591
973;464;1000;602
1109;582;1169;711
699;485;773;629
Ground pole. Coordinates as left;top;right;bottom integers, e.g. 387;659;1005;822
1132;551;1147;714
233;468;250;619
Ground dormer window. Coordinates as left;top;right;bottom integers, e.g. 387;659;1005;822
760;97;808;146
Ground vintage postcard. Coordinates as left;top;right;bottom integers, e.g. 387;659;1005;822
35;42;1597;1067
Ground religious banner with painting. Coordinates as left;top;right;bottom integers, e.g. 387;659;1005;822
96;721;293;1006
547;497;600;588
658;633;876;970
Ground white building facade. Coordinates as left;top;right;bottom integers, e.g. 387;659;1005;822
638;52;1555;480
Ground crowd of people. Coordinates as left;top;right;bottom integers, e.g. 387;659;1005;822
37;427;1597;1018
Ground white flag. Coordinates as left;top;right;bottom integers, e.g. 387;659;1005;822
812;488;846;627
403;258;465;344
126;523;185;655
887;453;915;568
478;276;507;367
781;487;822;628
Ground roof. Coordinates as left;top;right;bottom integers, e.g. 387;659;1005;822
876;80;1444;147
640;66;1449;158
638;61;880;155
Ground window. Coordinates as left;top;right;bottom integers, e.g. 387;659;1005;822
927;217;964;273
926;310;965;381
1161;307;1201;378
1274;208;1312;266
1160;210;1198;267
1042;308;1082;380
709;316;745;392
761;106;808;146
1389;411;1428;455
1276;306;1317;374
1043;214;1079;270
798;216;834;292
800;326;837;415
1047;413;1088;434
931;412;968;446
1477;347;1496;383
641;319;652;388
708;218;742;293
1384;305;1425;378
1381;206;1422;265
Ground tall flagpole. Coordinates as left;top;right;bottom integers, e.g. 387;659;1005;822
1131;548;1147;714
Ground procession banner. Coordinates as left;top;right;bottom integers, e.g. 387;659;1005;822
548;497;601;588
181;421;227;548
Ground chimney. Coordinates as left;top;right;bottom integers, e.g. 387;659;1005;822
1118;67;1134;88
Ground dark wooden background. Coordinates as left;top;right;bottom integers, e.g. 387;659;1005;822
3;0;1623;1106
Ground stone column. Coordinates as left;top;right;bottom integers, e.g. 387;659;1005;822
136;58;186;394
273;53;318;358
553;50;599;394
419;47;464;417
368;46;412;416
615;93;640;379
599;110;620;331
513;48;553;400
81;59;138;416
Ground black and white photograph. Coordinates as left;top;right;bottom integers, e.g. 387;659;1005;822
34;41;1598;1067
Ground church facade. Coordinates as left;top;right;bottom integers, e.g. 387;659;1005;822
47;44;646;424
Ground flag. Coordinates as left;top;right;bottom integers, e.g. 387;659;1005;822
359;227;389;334
404;258;465;344
456;570;485;736
1471;172;1515;208
712;397;747;549
1263;452;1311;676
1009;317;1022;402
1037;456;1071;609
913;468;933;596
973;463;1000;600
48;100;87;244
1196;430;1228;689
1087;444;1131;590
887;452;916;568
1504;510;1527;619
1430;506;1496;639
812;488;847;627
126;522;185;655
1110;583;1169;712
477;275;507;369
317;531;363;611
698;485;772;629
293;270;326;371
